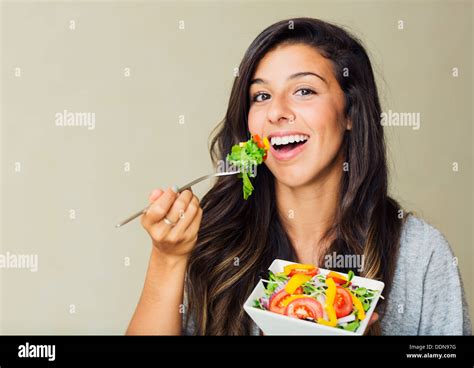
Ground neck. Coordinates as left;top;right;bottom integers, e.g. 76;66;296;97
276;156;343;265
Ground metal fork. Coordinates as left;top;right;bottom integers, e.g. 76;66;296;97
115;170;240;228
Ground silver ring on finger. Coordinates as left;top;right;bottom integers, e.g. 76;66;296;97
163;216;177;227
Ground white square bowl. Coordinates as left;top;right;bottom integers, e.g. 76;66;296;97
243;259;385;335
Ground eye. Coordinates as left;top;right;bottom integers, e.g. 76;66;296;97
252;92;271;103
295;88;316;96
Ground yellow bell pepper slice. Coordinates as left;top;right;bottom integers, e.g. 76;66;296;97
280;294;309;307
349;291;366;321
326;271;348;282
317;277;338;327
284;274;312;294
263;136;270;151
283;263;316;276
318;317;337;327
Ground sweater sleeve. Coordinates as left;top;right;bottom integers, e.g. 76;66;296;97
418;223;472;335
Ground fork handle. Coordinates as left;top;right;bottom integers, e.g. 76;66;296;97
115;179;209;227
115;205;151;228
115;171;239;228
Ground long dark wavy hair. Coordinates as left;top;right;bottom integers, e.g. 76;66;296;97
185;17;406;335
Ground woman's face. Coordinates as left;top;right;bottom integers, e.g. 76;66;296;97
248;43;351;188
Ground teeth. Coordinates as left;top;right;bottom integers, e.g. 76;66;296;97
271;134;309;146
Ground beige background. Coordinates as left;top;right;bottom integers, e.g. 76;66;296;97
0;0;472;334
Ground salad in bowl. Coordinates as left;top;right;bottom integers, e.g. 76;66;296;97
243;259;385;335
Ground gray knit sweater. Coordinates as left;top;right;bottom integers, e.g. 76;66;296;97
182;215;472;335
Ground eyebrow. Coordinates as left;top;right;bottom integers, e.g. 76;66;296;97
250;71;327;86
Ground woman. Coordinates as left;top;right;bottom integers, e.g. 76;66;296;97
127;18;471;335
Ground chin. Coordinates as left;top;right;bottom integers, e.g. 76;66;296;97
268;164;314;189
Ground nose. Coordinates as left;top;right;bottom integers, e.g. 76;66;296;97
266;94;295;125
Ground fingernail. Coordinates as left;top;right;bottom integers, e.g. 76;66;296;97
171;185;179;193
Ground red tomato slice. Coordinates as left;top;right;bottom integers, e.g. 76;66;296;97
288;267;318;277
332;277;347;285
284;298;323;320
327;275;348;285
333;286;353;318
269;289;292;314
294;286;304;295
253;134;265;149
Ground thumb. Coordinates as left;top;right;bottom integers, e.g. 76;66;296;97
368;312;379;326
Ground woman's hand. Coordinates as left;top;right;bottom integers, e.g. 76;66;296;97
141;186;203;266
363;312;379;335
369;312;379;326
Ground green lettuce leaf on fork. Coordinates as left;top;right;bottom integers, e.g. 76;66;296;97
226;135;269;200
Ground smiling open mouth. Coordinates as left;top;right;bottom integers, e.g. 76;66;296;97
271;134;309;153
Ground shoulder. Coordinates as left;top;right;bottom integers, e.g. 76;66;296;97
395;214;460;294
381;214;471;335
398;214;455;268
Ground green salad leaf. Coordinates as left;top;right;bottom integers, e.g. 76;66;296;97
263;270;288;297
342;320;360;332
253;299;265;310
347;270;354;281
226;135;269;200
